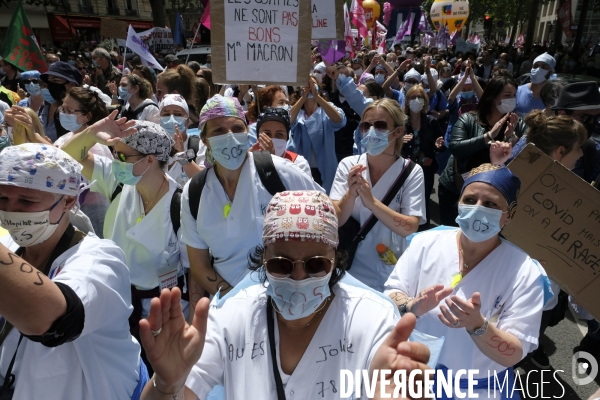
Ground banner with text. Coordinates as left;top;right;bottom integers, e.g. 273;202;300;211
311;0;345;40
211;0;312;85
504;144;600;321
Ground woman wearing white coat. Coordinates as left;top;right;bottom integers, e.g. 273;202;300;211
138;191;431;400
0;144;146;399
331;99;426;291
61;115;191;368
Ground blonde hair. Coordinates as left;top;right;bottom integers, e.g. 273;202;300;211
362;98;407;156
404;86;429;115
25;108;45;138
466;163;501;178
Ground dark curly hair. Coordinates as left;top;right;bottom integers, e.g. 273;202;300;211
247;245;348;290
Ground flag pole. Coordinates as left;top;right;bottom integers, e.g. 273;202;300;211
122;25;130;74
186;20;202;64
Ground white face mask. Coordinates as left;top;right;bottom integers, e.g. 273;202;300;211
404;83;414;92
409;98;425;113
354;68;363;76
497;98;517;114
388;61;397;69
0;197;64;247
271;138;287;157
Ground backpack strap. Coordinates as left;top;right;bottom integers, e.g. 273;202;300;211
170;186;183;234
253;150;286;196
110;183;124;202
188;135;201;159
189;167;209;220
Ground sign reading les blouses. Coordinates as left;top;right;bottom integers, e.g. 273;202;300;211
503;144;600;320
211;0;312;85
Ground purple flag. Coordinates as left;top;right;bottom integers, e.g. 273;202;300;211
394;11;414;44
417;10;434;37
317;40;346;64
450;30;458;45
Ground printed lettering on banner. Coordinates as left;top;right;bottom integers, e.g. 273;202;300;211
311;0;345;40
504;144;600;320
211;0;312;85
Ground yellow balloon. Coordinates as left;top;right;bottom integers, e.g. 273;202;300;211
362;0;381;29
430;0;470;34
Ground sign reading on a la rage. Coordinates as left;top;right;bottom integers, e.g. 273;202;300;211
503;144;600;320
211;0;312;85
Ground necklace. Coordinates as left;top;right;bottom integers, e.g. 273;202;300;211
275;297;331;329
453;233;501;288
137;176;166;223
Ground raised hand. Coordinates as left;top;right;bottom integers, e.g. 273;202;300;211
140;288;210;392
435;136;444;149
173;126;185;152
257;133;275;154
347;164;367;199
490;141;512;165
489;112;511;139
87;109;137;146
409;284;453;317
108;81;118;96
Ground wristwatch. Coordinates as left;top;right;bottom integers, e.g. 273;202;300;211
399;299;419;319
469;318;489;336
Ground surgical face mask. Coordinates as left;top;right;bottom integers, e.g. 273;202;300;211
441;77;449;83
388;61;397;69
25;83;41;96
41;88;57;104
266;270;332;320
84;52;90;58
68;59;75;65
276;104;291;112
118;86;132;102
455;204;505;242
272;138;287;157
460;91;474;100
307;86;319;99
530;67;549;84
59;112;84;132
404;83;414;92
409;98;425;113
496;98;516;114
374;74;386;85
207;132;250;170
0;196;65;247
354;68;363;76
92;60;100;68
361;126;395;156
111;156;150;185
160;115;187;136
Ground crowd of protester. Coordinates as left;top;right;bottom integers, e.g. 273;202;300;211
0;37;600;400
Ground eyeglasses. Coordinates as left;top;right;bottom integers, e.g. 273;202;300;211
58;106;83;115
359;120;392;134
23;79;39;85
264;255;335;278
113;150;144;162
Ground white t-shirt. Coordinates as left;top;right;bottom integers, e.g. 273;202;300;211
185;281;397;399
384;228;545;379
330;155;426;291
91;155;190;290
180;152;324;287
0;234;141;399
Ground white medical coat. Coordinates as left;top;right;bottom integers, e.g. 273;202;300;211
185;281;397;399
330;155;426;291
384;228;545;379
91;155;190;290
0;234;141;399
180;152;323;287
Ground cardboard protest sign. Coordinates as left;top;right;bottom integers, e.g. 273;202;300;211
311;0;345;40
211;0;312;85
100;19;128;39
503;144;600;320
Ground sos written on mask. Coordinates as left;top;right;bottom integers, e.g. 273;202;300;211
0;196;65;247
455;204;507;242
207;132;251;170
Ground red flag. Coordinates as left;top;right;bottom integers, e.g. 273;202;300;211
350;0;368;38
557;0;575;38
200;1;211;30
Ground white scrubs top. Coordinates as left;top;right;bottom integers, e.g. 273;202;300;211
91;156;190;291
185;281;397;399
384;228;545;379
330;155;426;291
0;234;141;400
180;151;324;288
276;153;312;177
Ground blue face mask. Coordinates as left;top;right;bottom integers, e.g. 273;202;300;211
160;115;187;136
455;204;506;242
25;83;41;96
360;126;395;156
207;132;250;171
118;87;132;102
111;157;150;186
59;112;84;132
307;87;319;99
374;74;386;84
92;60;100;68
461;91;474;100
41;88;57;104
68;60;75;65
266;271;332;320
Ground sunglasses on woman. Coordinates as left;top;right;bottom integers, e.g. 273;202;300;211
359;120;391;134
23;79;39;85
112;150;144;162
264;255;335;278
